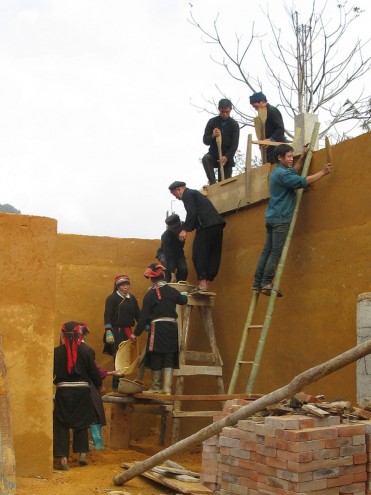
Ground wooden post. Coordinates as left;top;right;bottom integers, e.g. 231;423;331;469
113;338;371;485
0;334;16;494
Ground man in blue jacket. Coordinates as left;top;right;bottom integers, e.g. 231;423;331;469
202;98;240;184
253;144;332;296
169;181;226;293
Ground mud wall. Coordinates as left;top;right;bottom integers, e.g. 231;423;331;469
0;214;57;478
55;235;160;373
1;131;370;470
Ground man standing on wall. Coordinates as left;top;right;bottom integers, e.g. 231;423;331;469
249;92;286;164
253;144;332;297
169;181;225;294
202;98;240;184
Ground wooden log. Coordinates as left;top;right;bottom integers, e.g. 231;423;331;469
0;333;16;494
113;339;371;485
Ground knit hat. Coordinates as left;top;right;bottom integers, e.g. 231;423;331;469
168;181;186;191
249;92;267;104
144;263;166;279
114;275;130;287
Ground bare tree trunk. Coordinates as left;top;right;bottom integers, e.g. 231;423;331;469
114;339;371;486
0;334;16;494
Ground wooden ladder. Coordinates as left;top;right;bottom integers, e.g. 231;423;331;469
171;292;225;443
228;122;321;395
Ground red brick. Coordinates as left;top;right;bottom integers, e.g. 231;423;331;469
286;439;327;452
277;449;313;462
238;458;259;471
353;452;368;464
294;478;328;491
298;417;316;429
239;476;258;489
353;434;366;445
257;463;278;477
352;470;367;482
265;415;303;430
340;444;366;456
202;459;219;469
221;426;254;440
337;423;366;437
339;482;366;493
266;456;288;470
327;474;354;487
201;466;219;476
256;443;277;458
219;454;239;466
326;436;353;448
312;447;340;459
264;435;287;450
285;430;312;442
203;435;219;446
239;439;258;451
230;447;251;459
237;419;258;432
255;424;276;437
312;467;340;480
275;468;313;482
312;416;341;427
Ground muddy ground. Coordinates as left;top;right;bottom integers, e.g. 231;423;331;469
16;434;203;495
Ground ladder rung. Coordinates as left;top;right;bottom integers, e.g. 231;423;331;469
238;361;254;365
248;324;263;329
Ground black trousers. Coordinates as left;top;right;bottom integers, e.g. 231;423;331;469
53;419;89;457
202;153;232;184
192;224;224;281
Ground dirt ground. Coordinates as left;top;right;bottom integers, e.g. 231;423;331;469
16;435;203;495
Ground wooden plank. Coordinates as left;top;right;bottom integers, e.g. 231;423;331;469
133;393;261;401
172;411;221;418
173;365;223;376
184;351;216;363
252;139;289;146
120;462;213;494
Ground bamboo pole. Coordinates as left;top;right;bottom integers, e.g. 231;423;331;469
0;334;16;494
246;121;320;393
113;338;371;485
228;291;259;393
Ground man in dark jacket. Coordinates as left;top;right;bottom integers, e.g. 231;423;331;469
249;92;287;164
202;98;240;184
169;181;225;293
159;213;188;283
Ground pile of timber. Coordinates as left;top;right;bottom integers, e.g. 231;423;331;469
246;391;371;421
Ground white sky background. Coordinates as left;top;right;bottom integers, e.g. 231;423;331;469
0;0;370;239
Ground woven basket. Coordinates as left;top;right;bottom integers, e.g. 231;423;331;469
114;340;140;376
168;281;195;293
118;378;148;395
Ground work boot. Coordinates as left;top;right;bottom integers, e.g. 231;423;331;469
162;368;173;395
143;369;163;394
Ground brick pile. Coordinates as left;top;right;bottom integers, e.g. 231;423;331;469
201;399;371;495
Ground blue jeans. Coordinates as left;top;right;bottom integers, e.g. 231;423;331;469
253;223;290;288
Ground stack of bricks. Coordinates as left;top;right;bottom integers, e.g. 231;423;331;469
365;422;371;494
201;400;371;494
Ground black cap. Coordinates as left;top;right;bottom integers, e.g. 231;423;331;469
168;181;186;191
165;213;181;228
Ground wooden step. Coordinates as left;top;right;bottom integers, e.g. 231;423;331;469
173;364;223;376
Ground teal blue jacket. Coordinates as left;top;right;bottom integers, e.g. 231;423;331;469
266;164;308;224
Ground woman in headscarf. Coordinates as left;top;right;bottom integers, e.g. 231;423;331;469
103;275;140;390
53;321;102;470
133;263;187;394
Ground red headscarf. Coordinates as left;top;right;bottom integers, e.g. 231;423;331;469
61;321;89;373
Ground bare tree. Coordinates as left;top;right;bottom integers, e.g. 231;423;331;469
189;0;371;141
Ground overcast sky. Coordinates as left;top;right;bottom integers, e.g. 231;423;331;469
0;0;370;239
